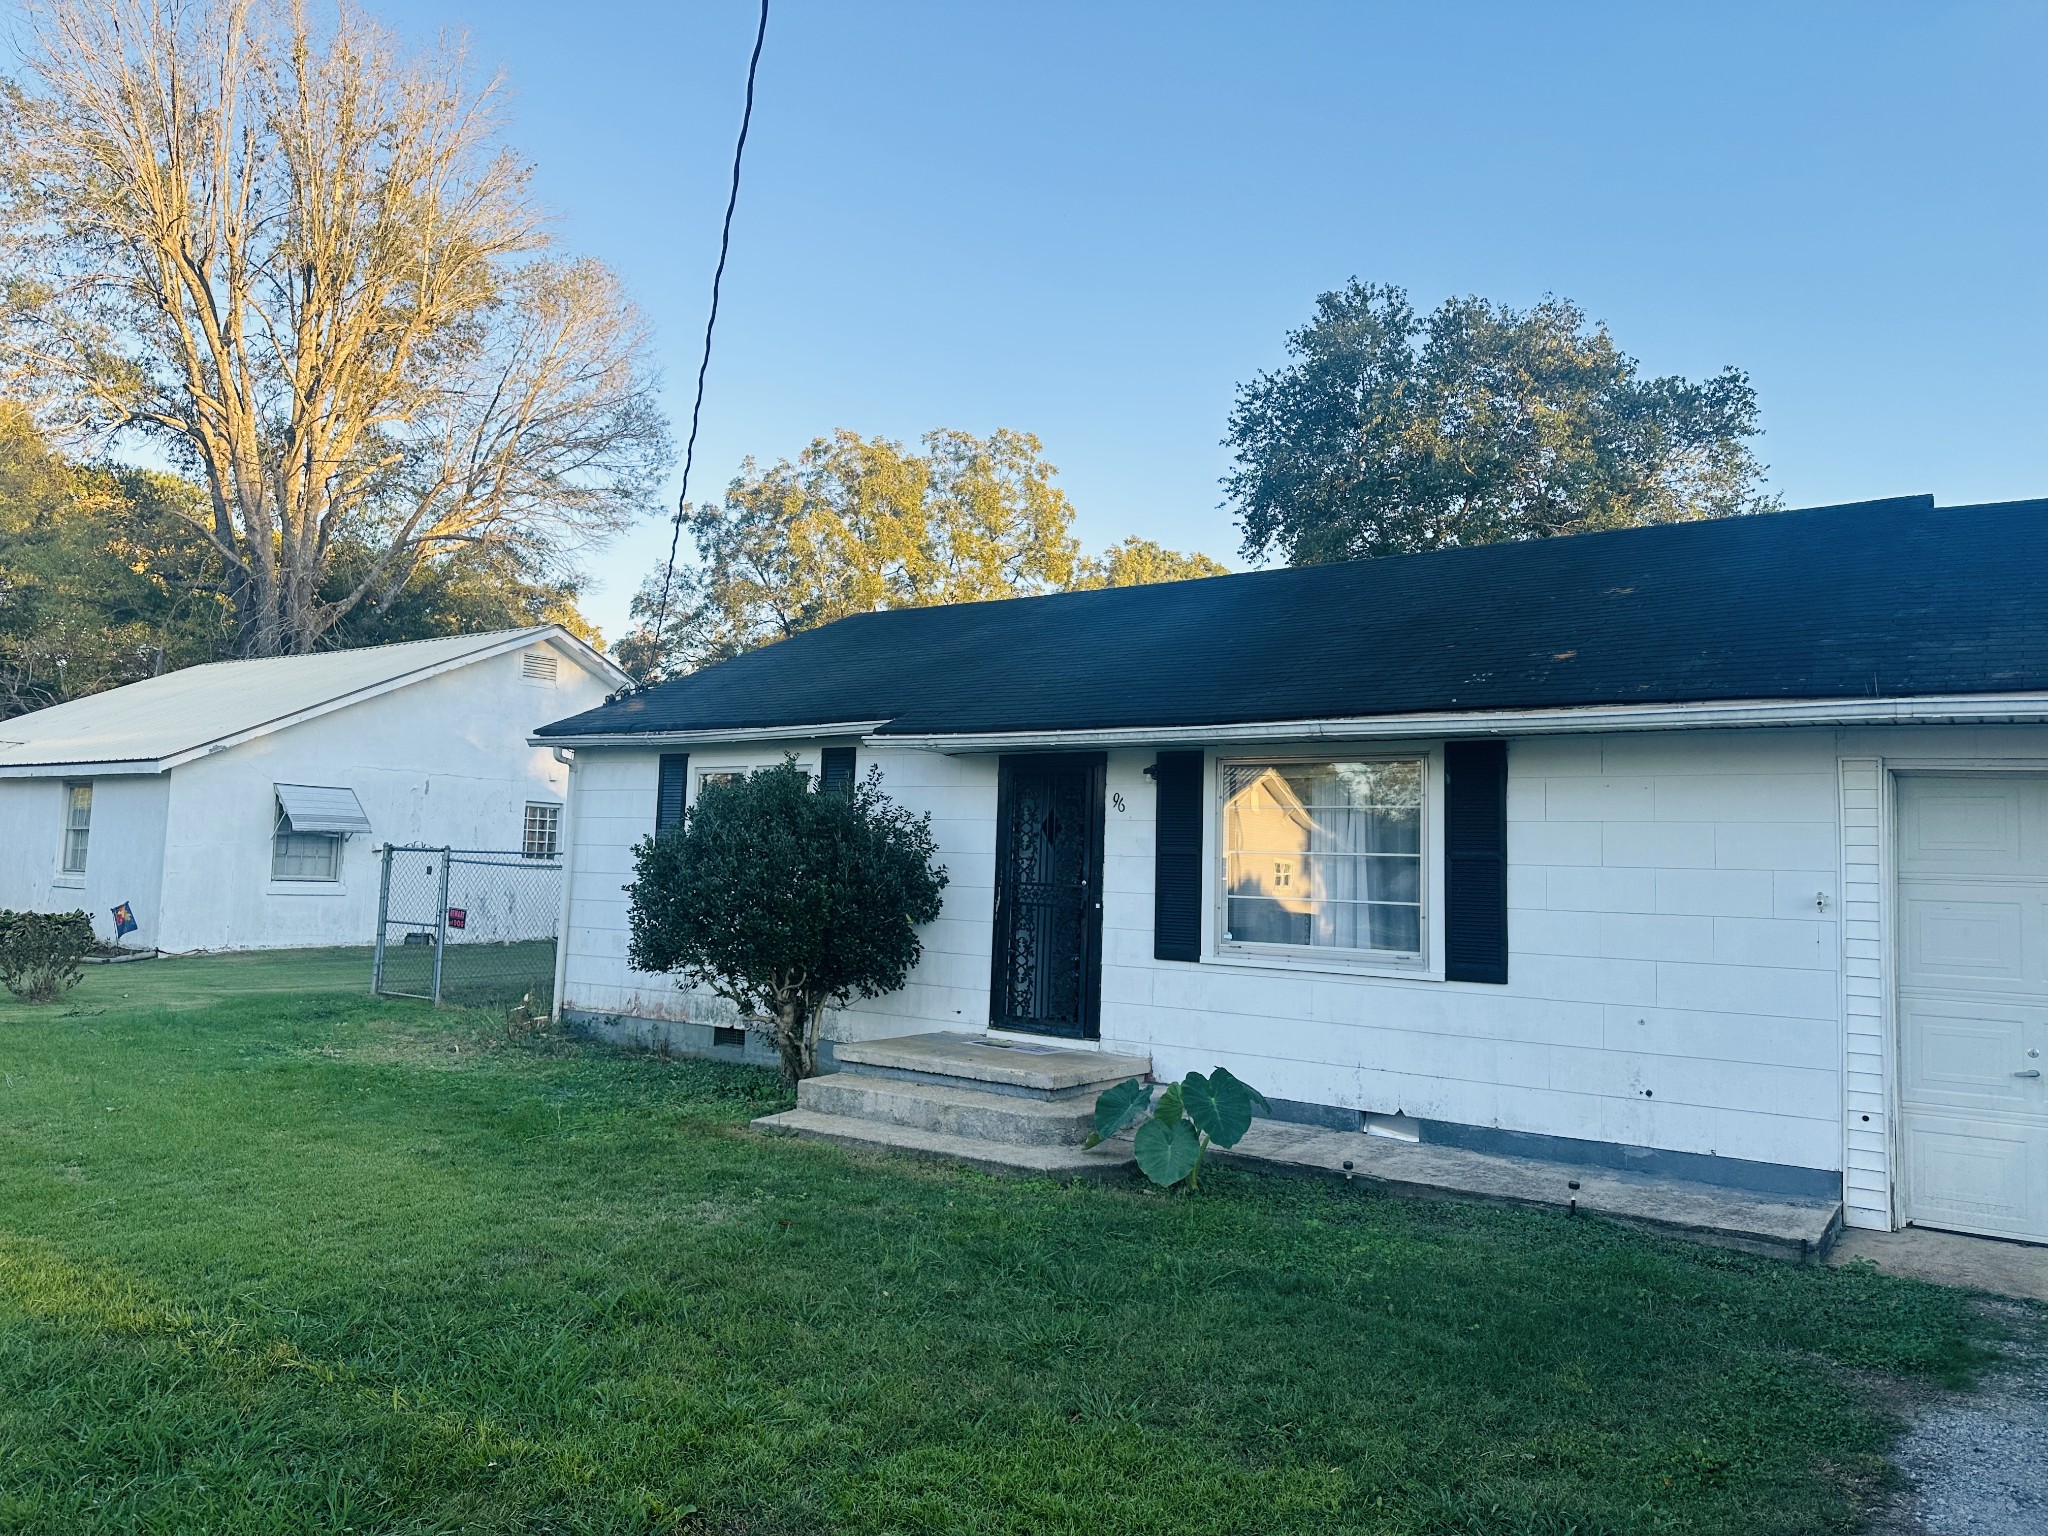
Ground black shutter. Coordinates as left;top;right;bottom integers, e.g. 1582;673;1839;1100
1444;739;1508;984
1151;751;1204;962
656;752;690;835
820;746;856;795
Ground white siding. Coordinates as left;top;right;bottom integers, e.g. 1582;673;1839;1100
1838;758;1891;1229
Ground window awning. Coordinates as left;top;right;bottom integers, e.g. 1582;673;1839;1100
275;783;371;835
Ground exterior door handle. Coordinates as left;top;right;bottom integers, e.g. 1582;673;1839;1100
2016;1069;2043;1079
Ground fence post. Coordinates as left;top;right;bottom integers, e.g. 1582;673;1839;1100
372;844;392;995
431;848;452;1006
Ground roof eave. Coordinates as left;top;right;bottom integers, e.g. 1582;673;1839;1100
529;719;893;750
0;757;169;779
867;691;2048;753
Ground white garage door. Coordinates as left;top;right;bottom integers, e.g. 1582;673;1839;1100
1896;775;2048;1242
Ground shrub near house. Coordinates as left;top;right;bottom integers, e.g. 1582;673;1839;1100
626;760;948;1084
0;910;95;1001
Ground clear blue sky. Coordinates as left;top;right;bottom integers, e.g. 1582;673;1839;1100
374;1;2048;641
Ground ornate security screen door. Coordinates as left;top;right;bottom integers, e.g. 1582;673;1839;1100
989;753;1108;1039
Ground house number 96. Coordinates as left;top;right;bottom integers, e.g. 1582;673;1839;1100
1111;792;1127;812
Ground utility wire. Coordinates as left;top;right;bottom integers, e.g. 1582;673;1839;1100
647;0;770;671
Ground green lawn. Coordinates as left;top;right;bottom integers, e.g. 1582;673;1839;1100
0;954;2023;1535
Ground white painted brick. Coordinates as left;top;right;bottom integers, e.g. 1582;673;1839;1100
1600;912;1715;963
1713;917;1836;970
1511;821;1603;867
1603;821;1716;868
1654;868;1774;917
1545;866;1656;913
1715;821;1837;870
1544;777;1656;822
1653;774;1838;822
1655;959;1838;1019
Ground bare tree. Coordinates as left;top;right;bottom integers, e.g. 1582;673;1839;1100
0;0;670;654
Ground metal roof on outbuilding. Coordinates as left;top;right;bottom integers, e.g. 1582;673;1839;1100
0;626;628;774
537;496;2048;744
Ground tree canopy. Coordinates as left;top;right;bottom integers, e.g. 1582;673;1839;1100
618;428;1225;680
0;0;669;656
1224;281;1778;566
0;405;233;718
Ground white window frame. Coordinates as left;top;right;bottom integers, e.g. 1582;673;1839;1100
522;801;562;860
271;797;343;883
60;780;92;874
690;758;812;806
1213;748;1437;975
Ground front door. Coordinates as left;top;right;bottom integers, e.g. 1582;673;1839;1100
1896;774;2048;1242
989;753;1106;1039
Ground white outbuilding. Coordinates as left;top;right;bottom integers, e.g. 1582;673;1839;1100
0;626;626;953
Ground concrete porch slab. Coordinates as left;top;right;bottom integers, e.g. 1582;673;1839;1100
1829;1226;2048;1302
833;1031;1150;1095
1211;1120;1842;1262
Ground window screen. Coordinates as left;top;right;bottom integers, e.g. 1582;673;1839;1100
1220;759;1424;958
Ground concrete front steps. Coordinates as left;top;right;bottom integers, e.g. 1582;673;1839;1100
753;1031;1148;1178
756;1031;1844;1262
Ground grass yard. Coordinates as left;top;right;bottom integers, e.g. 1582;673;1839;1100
0;954;2028;1535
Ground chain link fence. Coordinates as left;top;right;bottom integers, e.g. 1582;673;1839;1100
373;845;563;1010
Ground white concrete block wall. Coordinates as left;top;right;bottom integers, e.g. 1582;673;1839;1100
151;642;598;952
0;637;606;953
559;743;999;1033
556;721;2048;1195
0;773;168;945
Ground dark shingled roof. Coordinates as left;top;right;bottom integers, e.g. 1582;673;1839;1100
540;495;2048;741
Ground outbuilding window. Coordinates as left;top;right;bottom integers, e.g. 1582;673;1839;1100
522;802;561;859
270;784;371;884
1219;757;1425;960
61;781;92;873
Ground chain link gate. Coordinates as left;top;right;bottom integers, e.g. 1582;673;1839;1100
372;845;563;1009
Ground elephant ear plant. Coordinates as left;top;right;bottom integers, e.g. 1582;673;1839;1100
1083;1068;1269;1191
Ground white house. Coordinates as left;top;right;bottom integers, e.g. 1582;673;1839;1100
535;495;2048;1246
0;626;626;952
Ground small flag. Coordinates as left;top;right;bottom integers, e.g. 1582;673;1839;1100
446;907;467;930
111;902;137;938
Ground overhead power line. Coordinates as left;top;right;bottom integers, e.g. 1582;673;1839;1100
647;0;770;670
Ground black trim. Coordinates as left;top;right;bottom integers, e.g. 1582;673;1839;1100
656;752;690;835
1151;750;1203;962
819;745;856;795
1444;740;1508;984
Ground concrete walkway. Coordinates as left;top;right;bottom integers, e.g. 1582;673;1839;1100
1212;1120;1841;1261
1830;1226;2048;1302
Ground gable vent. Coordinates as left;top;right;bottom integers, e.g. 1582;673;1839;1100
522;651;559;683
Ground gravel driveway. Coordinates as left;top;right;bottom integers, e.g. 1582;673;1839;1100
1875;1306;2048;1535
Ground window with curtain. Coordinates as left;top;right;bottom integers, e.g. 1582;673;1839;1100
61;782;92;873
1220;758;1424;958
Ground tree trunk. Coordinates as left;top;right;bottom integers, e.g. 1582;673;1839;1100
771;993;815;1086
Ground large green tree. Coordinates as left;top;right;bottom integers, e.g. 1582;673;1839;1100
618;429;1223;680
0;406;234;718
1224;281;1779;565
